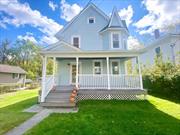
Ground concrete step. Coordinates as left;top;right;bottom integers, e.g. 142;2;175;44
46;94;71;99
50;90;72;93
45;98;70;102
40;102;75;108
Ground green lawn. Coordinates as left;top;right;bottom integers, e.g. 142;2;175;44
25;96;180;135
0;89;39;135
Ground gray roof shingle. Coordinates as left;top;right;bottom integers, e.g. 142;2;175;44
0;64;26;74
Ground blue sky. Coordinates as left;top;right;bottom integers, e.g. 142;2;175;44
0;0;179;48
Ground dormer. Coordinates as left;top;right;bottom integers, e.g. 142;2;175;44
100;7;129;50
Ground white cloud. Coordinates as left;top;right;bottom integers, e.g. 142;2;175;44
60;0;82;21
118;5;134;26
127;36;144;50
49;1;58;11
40;35;58;44
17;32;38;44
0;0;63;44
134;0;180;35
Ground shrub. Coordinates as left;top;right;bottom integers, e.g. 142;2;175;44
142;56;180;101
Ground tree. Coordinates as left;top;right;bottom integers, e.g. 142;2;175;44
0;39;11;64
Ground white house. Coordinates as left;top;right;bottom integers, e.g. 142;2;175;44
139;28;180;67
40;3;146;107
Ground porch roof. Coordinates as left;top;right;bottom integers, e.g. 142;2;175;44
41;49;142;58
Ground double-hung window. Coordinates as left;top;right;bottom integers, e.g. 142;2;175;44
93;61;102;75
111;61;120;74
112;33;120;48
72;36;80;48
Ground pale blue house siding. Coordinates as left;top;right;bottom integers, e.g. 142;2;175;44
59;6;109;51
56;58;126;85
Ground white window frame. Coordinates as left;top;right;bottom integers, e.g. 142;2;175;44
71;35;81;48
110;60;120;75
87;17;95;24
111;32;121;49
92;60;103;75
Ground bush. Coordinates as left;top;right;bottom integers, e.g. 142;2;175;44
0;84;22;94
142;56;180;101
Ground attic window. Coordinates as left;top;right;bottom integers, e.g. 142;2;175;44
72;36;80;48
88;17;95;24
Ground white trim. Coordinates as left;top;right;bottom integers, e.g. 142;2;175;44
71;35;81;48
87;17;95;24
92;60;103;75
110;32;121;49
110;60;120;74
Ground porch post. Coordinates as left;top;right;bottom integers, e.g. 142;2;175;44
106;57;110;90
41;56;47;102
137;56;143;90
76;57;79;88
53;57;56;85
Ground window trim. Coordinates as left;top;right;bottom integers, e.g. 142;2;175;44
87;17;95;24
111;32;121;49
110;60;120;75
12;73;19;79
92;60;103;75
71;35;81;48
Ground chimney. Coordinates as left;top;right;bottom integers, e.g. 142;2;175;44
154;29;160;39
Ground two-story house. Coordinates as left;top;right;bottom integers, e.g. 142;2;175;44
40;3;146;107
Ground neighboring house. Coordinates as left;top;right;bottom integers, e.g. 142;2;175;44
139;29;180;67
40;3;146;107
0;64;26;86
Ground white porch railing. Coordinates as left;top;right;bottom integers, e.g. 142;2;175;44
79;74;141;89
41;75;54;102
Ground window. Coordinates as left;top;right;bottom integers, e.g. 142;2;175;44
112;33;119;48
88;17;95;24
93;61;102;74
155;47;161;57
12;73;19;79
111;61;119;74
72;36;80;48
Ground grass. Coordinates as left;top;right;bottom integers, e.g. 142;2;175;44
25;95;180;135
0;88;39;135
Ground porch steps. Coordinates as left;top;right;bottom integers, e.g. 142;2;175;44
41;90;76;108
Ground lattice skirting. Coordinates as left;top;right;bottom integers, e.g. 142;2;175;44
77;90;147;101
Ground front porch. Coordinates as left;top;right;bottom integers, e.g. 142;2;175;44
40;51;145;103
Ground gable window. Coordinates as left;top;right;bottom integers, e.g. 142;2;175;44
72;36;80;48
88;17;95;24
111;61;120;74
155;47;161;57
112;33;120;48
93;61;102;74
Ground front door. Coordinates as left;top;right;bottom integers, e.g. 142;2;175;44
70;64;80;84
71;65;76;84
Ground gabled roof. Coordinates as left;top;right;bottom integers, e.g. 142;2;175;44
99;7;128;34
108;7;123;28
42;40;81;52
0;64;26;74
55;2;109;38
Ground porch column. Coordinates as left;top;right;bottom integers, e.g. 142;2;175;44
137;56;143;90
53;57;56;85
106;57;110;90
76;57;79;88
41;56;47;102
